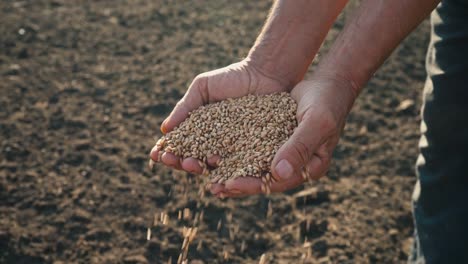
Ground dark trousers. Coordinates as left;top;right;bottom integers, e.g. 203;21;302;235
410;0;468;263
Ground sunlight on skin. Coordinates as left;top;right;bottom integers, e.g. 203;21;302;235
150;138;329;198
149;0;440;201
150;147;220;174
161;152;182;170
211;154;326;198
181;158;203;174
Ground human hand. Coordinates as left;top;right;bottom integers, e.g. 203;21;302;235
149;59;291;174
210;76;357;198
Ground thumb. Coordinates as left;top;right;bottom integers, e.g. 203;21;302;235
271;113;332;181
161;77;207;133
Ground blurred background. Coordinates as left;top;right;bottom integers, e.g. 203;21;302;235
0;0;428;263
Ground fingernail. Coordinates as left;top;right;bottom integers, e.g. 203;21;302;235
275;159;293;180
160;119;168;134
150;147;160;161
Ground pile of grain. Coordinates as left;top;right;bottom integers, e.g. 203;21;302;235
153;93;297;190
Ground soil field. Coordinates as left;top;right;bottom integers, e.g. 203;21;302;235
0;0;429;263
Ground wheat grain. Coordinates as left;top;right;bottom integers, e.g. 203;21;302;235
154;93;297;185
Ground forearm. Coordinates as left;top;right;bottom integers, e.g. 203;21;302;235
247;0;349;89
314;0;440;94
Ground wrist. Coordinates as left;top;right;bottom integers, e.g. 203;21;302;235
292;73;359;117
312;70;360;102
242;56;297;90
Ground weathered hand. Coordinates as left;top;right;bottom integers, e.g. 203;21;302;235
210;77;357;198
149;59;291;174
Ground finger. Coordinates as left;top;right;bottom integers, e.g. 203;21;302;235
221;171;304;195
149;146;161;162
216;191;247;199
210;177;263;196
224;177;262;195
268;155;322;193
161;77;206;133
181;157;203;174
210;183;226;195
207;155;221;168
271;112;333;182
307;144;332;180
269;171;305;193
220;153;329;196
216;192;229;199
161;152;182;170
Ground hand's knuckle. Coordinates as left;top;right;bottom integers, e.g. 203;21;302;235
191;74;208;93
194;73;205;80
291;138;312;164
175;99;186;109
194;73;208;83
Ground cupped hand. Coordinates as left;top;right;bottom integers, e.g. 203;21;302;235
211;76;357;198
149;59;291;174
